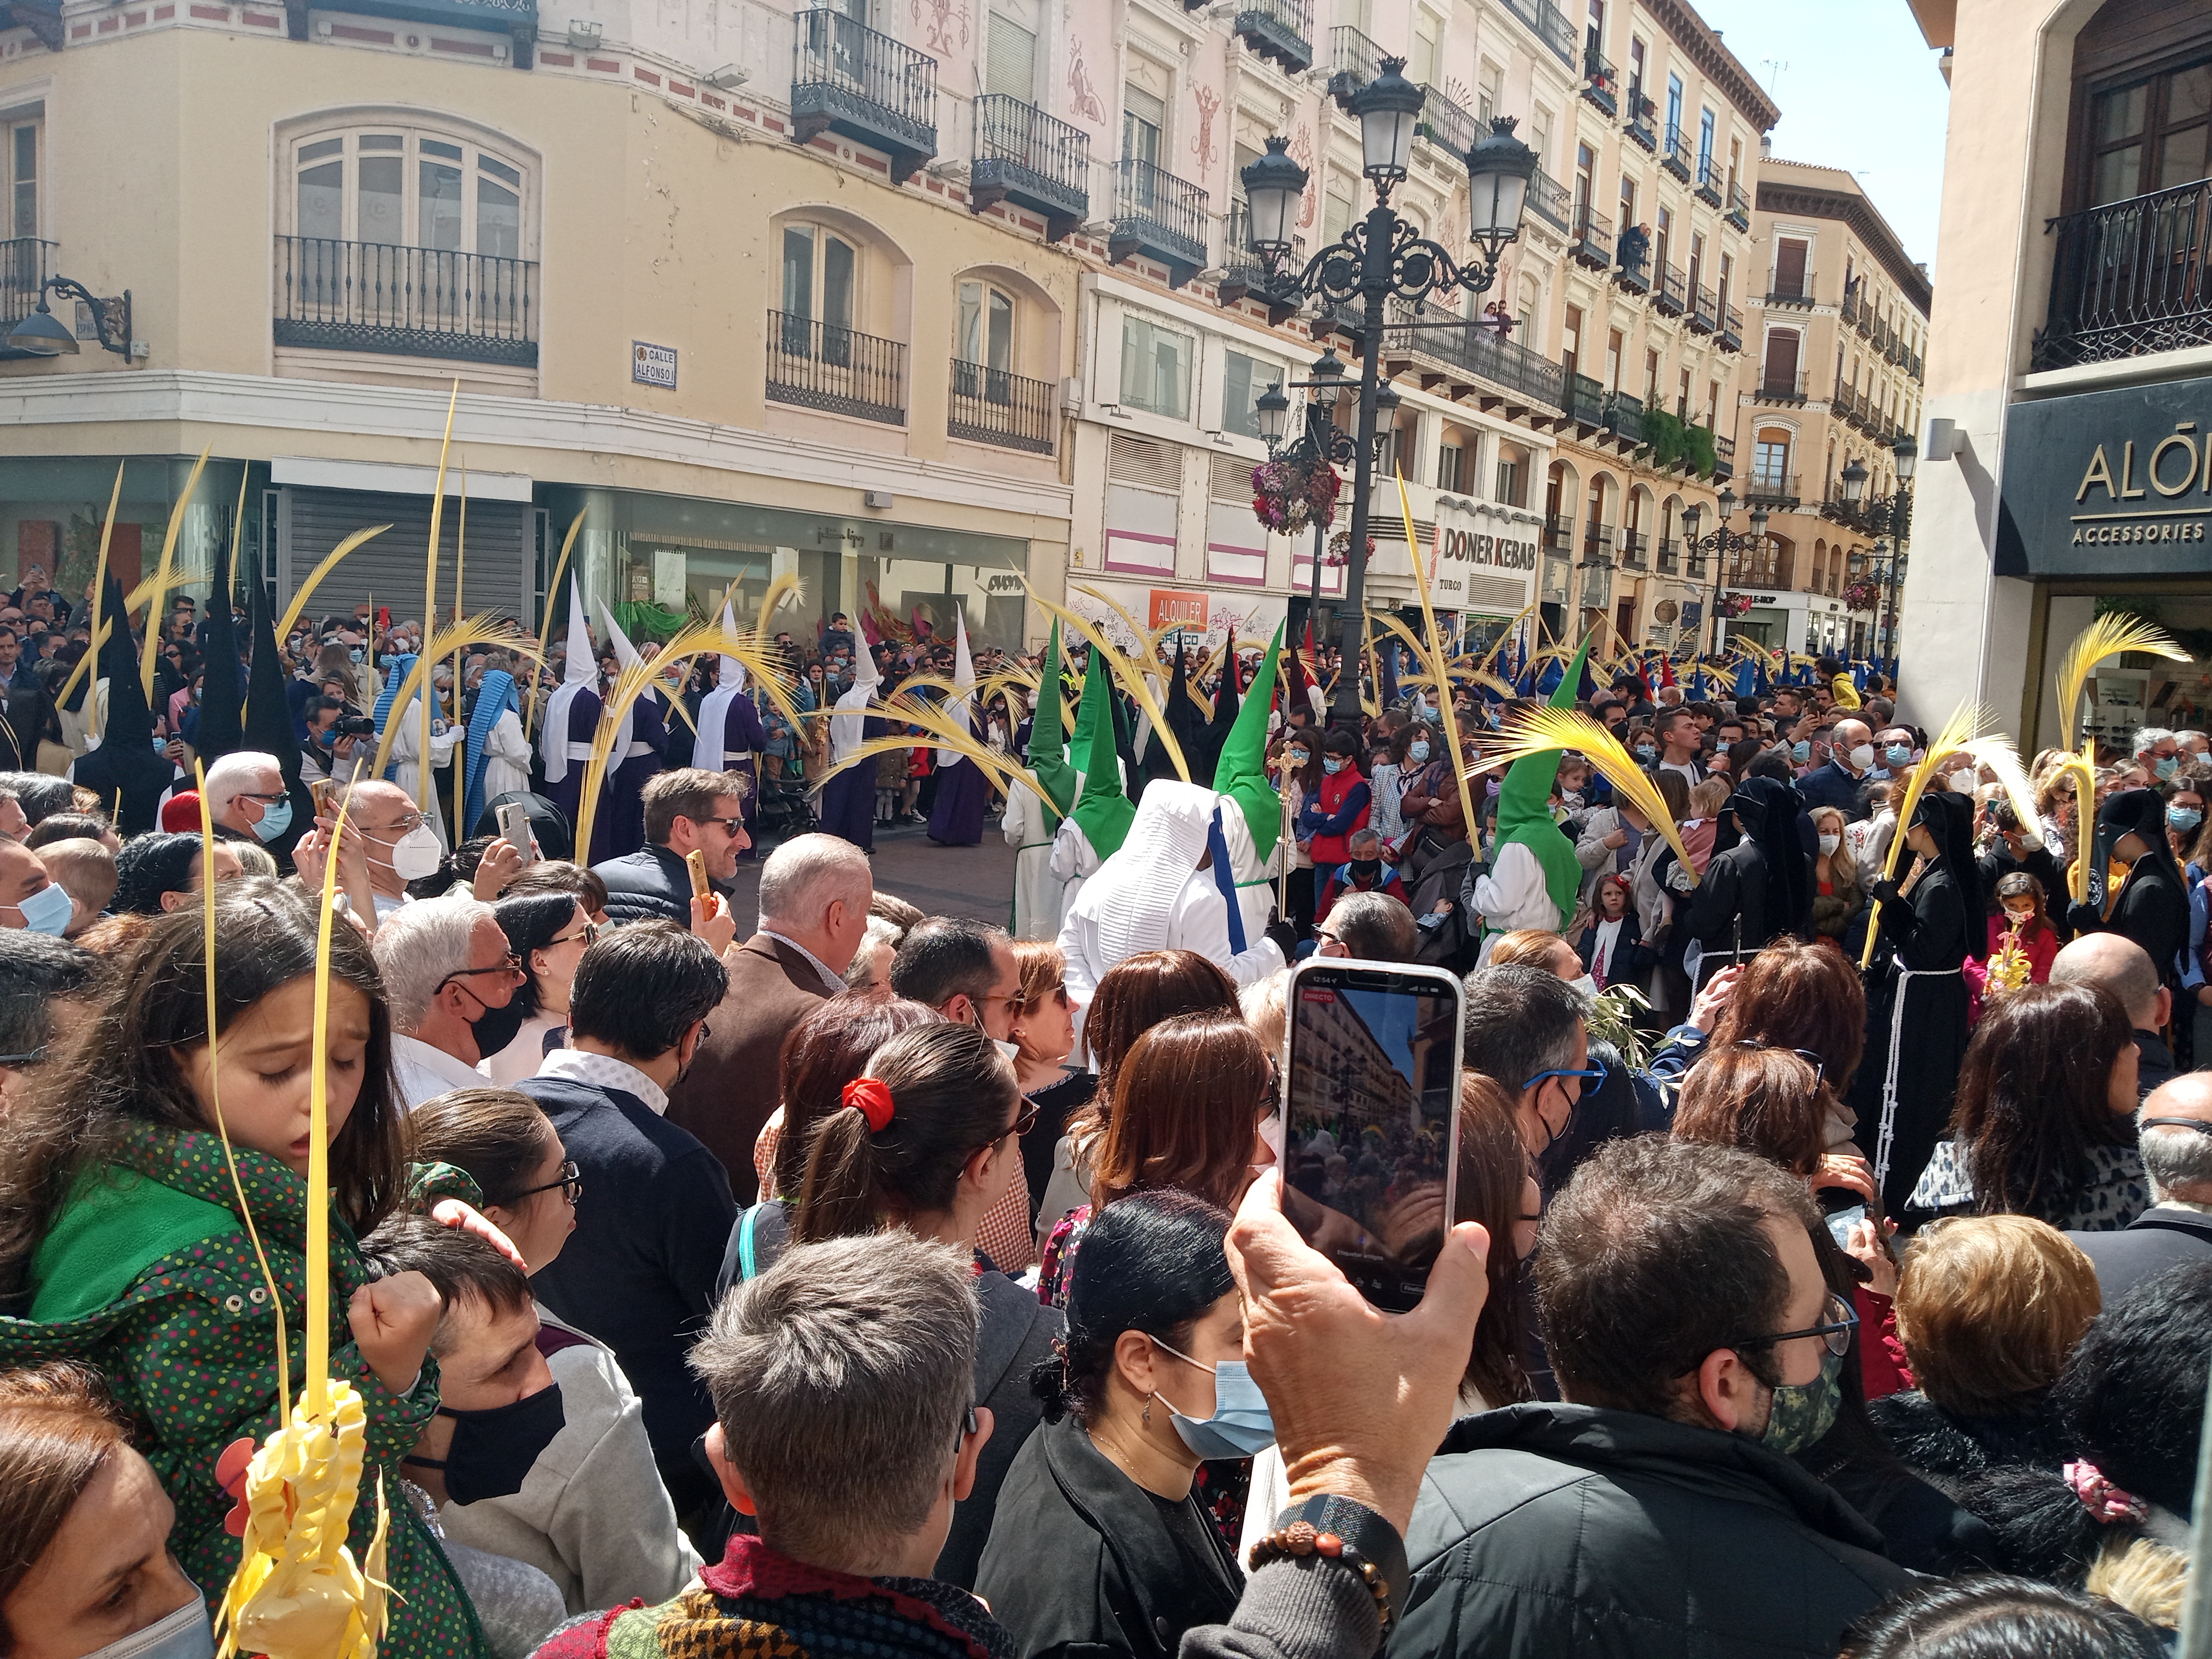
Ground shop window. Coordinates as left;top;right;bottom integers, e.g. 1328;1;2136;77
1220;348;1277;440
287;123;531;260
1120;314;1192;418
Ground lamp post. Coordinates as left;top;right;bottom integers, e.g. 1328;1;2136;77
1838;432;1916;674
3;275;133;357
1679;487;1770;659
1241;60;1536;733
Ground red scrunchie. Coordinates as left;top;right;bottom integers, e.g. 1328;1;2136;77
843;1077;895;1134
2065;1460;2148;1524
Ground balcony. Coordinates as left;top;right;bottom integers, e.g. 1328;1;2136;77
948;359;1055;454
1745;470;1800;507
1694;154;1723;208
1327;24;1382;107
1716;303;1744;353
969;96;1088;242
1712;432;1735;481
1529;167;1572;236
1688;283;1717;333
322;0;535;60
1728;547;1784;588
1725;179;1750;231
1840;282;1861;323
1602;389;1646;447
767;308;907;424
1765;269;1815;308
1661;123;1692;183
1417;85;1479;168
1544;512;1576;552
1571;204;1614;271
1234;0;1312;73
1581;45;1619;116
1379;308;1565;411
271;236;537;366
1654;261;1687;317
1496;0;1574;64
1754;367;1807;403
1564;369;1607;426
1218;203;1303;324
1109;157;1209;289
0;238;57;361
1625;87;1657;153
1656;538;1681;575
1619;528;1649;569
1685;550;1710;581
791;9;939;182
1583;523;1616;559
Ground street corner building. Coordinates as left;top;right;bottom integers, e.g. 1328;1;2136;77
1901;0;2212;755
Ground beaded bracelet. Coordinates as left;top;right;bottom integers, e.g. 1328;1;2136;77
1246;1519;1394;1628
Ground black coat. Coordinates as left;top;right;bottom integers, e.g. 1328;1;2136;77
2068;1204;2212;1304
1687;836;1770;952
976;1417;1242;1659
1976;843;2069;928
592;842;692;927
1398;1403;1912;1659
1864;1389;2072;1490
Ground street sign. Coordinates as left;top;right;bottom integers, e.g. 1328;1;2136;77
632;341;678;389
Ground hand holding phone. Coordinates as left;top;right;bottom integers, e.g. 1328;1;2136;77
685;849;711;901
495;802;539;868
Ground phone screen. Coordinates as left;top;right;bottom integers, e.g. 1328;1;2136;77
1280;960;1467;1312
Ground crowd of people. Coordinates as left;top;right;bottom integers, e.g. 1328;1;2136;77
0;582;2206;1659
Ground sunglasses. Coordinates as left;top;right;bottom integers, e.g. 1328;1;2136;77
436;953;526;995
1705;1292;1861;1366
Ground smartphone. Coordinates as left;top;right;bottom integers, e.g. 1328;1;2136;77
1825;1203;1869;1250
495;801;539;867
1280;959;1468;1312
309;777;340;821
685;848;711;902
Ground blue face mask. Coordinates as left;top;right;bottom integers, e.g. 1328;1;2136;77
14;879;71;936
1153;1338;1276;1457
80;1587;215;1659
1714;740;1732;754
1408;740;1431;763
1885;744;1912;768
1791;740;1812;764
2170;806;2202;833
252;797;294;843
1635;744;1657;761
1322;757;1346;775
2156;755;2180;780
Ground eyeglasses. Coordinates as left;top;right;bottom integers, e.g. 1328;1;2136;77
2143;1117;2212;1138
1701;1292;1860;1369
435;953;526;995
238;790;290;806
369;811;435;837
1005;1099;1042;1141
550;923;599;949
1732;1040;1826;1091
509;1159;583;1206
0;1045;45;1067
1014;981;1069;1014
693;816;747;838
1521;1054;1608;1095
953;1402;979;1455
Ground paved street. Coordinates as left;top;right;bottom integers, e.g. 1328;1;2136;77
723;817;1019;933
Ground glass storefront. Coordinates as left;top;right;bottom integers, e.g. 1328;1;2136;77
0;456;254;610
537;486;1032;655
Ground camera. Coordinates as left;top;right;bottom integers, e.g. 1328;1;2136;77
334;715;376;737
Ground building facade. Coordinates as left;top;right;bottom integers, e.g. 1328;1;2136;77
1901;0;2212;752
1728;153;1929;662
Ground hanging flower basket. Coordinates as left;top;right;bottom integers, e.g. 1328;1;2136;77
1325;529;1378;568
1720;591;1755;618
1252;456;1343;535
1841;579;1881;612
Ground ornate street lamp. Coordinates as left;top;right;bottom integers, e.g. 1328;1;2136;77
5;275;132;357
1682;490;1771;658
1241;66;1536;732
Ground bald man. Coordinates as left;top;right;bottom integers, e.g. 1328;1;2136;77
1794;717;1876;822
2068;1074;2212;1301
2051;932;2174;1101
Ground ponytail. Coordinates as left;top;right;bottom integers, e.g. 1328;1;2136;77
790;1021;1018;1245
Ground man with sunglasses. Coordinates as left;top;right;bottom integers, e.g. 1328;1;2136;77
373;893;527;1108
2070;1075;2212;1302
1396;1138;1910;1659
597;768;752;927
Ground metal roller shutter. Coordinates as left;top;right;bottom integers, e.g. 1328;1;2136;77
278;485;533;627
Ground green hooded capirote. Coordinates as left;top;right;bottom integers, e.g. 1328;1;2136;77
1487;636;1593;934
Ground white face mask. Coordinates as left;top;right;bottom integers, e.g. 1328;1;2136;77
82;1590;215;1659
381;822;445;882
1847;744;1875;772
1818;833;1841;855
1257;1111;1283;1161
1566;973;1597;998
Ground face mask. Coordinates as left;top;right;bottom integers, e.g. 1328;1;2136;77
2172;806;2202;832
1847;744;1875;772
2156;755;2180;780
1566;973;1596;998
251;797;294;843
469;995;530;1060
407;1382;566;1504
992;1036;1023;1065
1350;858;1381;882
1152;1340;1276;1458
1256;1112;1283;1161
382;823;445;882
13;879;72;936
1791;741;1811;764
2003;906;2037;924
1635;744;1657;762
349;648;364;664
1714;740;1732;755
1758;1348;1844;1456
1408;741;1430;763
81;1588;216;1659
1817;833;1841;856
1885;744;1912;768
1322;757;1345;775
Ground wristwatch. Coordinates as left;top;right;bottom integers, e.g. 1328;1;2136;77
1246;1493;1410;1629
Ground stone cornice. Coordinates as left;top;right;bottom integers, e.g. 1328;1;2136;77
1642;0;1781;132
1755;180;1933;315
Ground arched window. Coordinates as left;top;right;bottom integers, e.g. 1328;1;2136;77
290;123;531;258
783;221;859;340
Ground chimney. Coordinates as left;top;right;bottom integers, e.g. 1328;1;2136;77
1760;133;1773;158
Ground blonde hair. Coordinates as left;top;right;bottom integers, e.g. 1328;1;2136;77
1893;1215;2100;1417
1239;966;1290;1062
35;839;116;916
1687;777;1732;819
1489;929;1571;970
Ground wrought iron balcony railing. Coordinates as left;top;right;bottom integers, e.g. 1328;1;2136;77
1380;306;1565;409
1688;283;1717;333
1656;538;1681;574
2029;180;2212;370
1745;470;1800;505
1529;167;1572;234
970;95;1088;242
1754;367;1808;402
767;308;907;424
0;237;57;357
1717;303;1744;352
1602;389;1645;445
1564;369;1606;425
1841;282;1861;323
1571;203;1613;270
1581;45;1618;115
1712;431;1735;480
1619;527;1648;568
1544;512;1576;551
1725;179;1750;230
1654;261;1687;316
272;236;537;366
1625;86;1657;152
1660;122;1692;182
792;9;939;181
948;358;1056;454
1495;0;1573;64
1327;24;1382;107
1110;157;1209;289
1418;84;1479;165
1234;0;1312;73
1765;269;1816;307
1694;153;1722;206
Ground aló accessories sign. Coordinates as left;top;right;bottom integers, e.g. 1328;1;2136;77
1999;379;2212;577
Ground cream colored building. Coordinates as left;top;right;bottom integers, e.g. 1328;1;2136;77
1900;0;2212;750
1728;153;1928;661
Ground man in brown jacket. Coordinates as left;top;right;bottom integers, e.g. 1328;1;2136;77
666;833;874;1197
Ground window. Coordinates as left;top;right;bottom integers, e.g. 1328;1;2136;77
957;280;1012;369
1688;229;1705;295
1628;36;1646;99
1585;0;1603;52
1665;73;1683;138
1323;174;1355;245
1530;106;1554;172
1437;442;1467;494
8;117;34;239
1574;143;1595;217
1221;348;1276;439
1121;314;1192;417
784;224;856;330
2088;58;2211;205
1655;203;1673;270
1644;347;1660;401
1697;107;1715;176
1618;171;1636;229
1123;84;1164;167
1478;61;1502;124
1562;303;1584;379
1717;250;1732;311
1728;137;1743;195
290;125;529;259
986;12;1036;98
1753;437;1790;490
1412;12;1439;86
1495;455;1524;507
1677;366;1690;418
1605;326;1623;390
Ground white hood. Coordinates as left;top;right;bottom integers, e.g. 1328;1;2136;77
539;576;595;783
589;596;639;757
1090;779;1220;966
694;598;750;774
831;629;883;761
936;608;975;768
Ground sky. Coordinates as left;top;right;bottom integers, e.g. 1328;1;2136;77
1688;0;1952;273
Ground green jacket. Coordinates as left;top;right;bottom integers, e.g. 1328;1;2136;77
0;1122;490;1659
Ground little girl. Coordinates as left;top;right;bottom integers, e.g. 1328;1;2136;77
1964;869;2060;1019
0;884;493;1656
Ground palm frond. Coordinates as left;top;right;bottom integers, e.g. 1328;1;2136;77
278;525;393;645
2045;752;2099;904
58;466;124;722
849;694;1047;802
141;445;211;702
1395;472;1485;856
1487;706;1695;874
368;615;542;783
1071;583;1180;679
2055;614;2189;752
1025;582;1189;783
756;571;805;629
1860;702;1986;968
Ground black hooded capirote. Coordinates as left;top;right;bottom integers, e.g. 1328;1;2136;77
1200;647;1239;786
238;568;314;867
188;526;245;763
2072;786;2189;992
1687;773;1813;953
66;576;183;836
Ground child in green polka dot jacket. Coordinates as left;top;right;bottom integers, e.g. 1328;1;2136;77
0;884;497;1658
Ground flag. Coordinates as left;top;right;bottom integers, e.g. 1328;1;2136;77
1535;654;1563;698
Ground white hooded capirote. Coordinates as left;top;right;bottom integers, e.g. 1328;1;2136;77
588;597;643;763
692;597;750;775
1059;778;1284;1026
830;630;883;763
538;577;597;785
